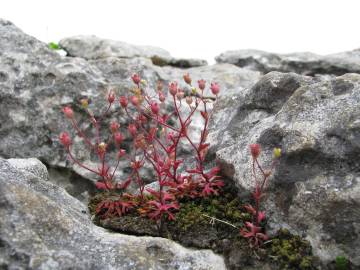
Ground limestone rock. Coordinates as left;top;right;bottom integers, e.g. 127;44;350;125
0;157;226;270
210;71;360;267
216;48;360;76
60;35;208;68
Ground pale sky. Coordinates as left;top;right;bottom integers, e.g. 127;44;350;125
1;0;360;63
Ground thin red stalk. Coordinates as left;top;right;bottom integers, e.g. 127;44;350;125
98;103;112;122
110;158;121;181
70;119;94;149
67;147;100;176
141;110;180;132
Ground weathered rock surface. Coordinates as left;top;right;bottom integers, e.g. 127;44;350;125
215;49;360;76
0;157;226;270
60;35;208;68
210;71;360;267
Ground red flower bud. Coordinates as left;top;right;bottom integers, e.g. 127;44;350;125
130;96;139;106
250;144;261;159
137;114;147;124
107;91;115;104
128;124;137;137
198;79;206;90
119;96;128;108
62;106;74;119
159;92;165;102
183;73;192;85
210;82;220;96
114;132;124;145
168;82;178;96
59;132;72;147
117;149;126;159
110;121;120;133
131;73;141;84
150;101;160;115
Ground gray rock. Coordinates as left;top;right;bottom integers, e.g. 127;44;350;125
0;157;226;270
60;35;208;68
215;48;360;76
60;35;172;61
210;71;360;267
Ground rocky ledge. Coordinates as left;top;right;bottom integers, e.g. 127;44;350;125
0;18;359;269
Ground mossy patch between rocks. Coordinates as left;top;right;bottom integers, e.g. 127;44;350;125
89;183;319;270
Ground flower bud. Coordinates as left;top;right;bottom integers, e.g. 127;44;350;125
183;73;192;85
107;91;115;104
114;132;124;145
128;123;137;137
137;114;147;124
134;134;146;149
150;101;160;115
250;144;261;159
168;81;178;96
274;147;281;158
63;106;74;119
198;79;206;91
59;132;72;147
186;96;193;105
157;81;163;92
117;149;126;159
176;90;184;100
130;95;139;106
80;98;89;109
191;87;197;95
159;92;165;102
110;121;120;133
210;82;220;96
131;73;141;84
119;96;128;108
98;142;107;153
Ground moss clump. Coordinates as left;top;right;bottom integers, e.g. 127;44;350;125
270;229;316;270
335;256;348;270
151;56;168;67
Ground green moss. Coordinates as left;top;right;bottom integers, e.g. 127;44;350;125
151;56;168;67
335;256;348;270
270;229;316;269
48;42;61;50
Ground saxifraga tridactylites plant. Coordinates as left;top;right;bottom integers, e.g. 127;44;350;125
240;144;281;247
59;73;282;248
59;73;223;230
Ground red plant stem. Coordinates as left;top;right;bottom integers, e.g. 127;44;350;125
84;108;101;145
252;157;272;226
70;119;94;149
255;189;260;226
98;103;112;122
110;158;121;181
66;147;100;176
125;108;168;154
141;110;180;132
184;100;200;125
143;151;160;175
136;172;144;201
